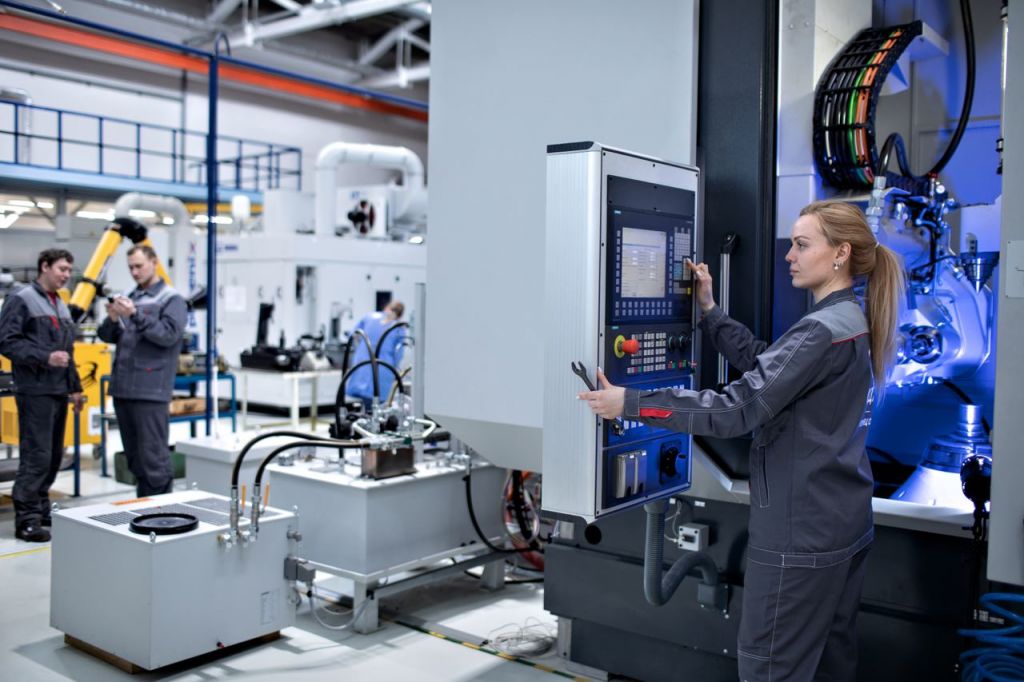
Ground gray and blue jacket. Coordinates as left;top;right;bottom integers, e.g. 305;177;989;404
98;280;186;402
0;282;82;396
624;288;875;561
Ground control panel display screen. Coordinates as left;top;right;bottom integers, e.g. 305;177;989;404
620;228;667;299
609;207;694;325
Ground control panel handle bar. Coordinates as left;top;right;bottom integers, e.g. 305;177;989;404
717;232;739;386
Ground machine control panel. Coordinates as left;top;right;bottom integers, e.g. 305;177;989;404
542;143;701;523
598;171;699;515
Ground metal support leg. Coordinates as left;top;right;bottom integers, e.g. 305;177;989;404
310;376;318;430
240;372;249;430
100;378;109;477
72;406;81;497
353;580;379;634
480;558;505;591
289;376;300;429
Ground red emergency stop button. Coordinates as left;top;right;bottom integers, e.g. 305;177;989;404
618;338;640;355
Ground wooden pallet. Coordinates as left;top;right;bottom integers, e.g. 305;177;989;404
64;631;281;674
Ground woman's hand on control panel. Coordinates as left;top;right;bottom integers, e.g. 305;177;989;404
578;368;625;419
686;258;716;313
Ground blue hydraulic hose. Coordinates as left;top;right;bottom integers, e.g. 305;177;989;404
959;593;1024;682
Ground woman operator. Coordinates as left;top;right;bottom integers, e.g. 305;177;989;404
579;201;905;682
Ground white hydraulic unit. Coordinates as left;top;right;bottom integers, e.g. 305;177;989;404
50;491;296;671
267;451;507;632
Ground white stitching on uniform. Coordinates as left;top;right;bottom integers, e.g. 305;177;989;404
756;395;774;419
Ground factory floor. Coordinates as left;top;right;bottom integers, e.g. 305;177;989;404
0;417;579;682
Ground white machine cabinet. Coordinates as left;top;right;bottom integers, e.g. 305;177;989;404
268;457;506;575
50;491;295;671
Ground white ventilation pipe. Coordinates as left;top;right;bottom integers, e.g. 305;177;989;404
113;192;193;286
315;141;425;237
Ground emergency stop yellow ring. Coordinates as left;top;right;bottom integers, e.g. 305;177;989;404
613;334;627;359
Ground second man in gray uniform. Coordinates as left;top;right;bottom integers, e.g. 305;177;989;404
98;245;186;497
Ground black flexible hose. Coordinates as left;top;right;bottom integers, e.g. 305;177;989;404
336;332;358;430
231;430;323;487
341;334;355;377
349;329;379;403
876;133;916;178
464;466;542;556
642;500;719;606
333;359;405;435
375;321;409;359
254;438;353;487
336;359;405;406
928;0;975;176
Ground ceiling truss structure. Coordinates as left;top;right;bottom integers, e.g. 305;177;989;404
216;0;430;87
81;0;430;89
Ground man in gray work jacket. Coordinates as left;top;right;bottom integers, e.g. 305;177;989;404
0;249;85;543
98;244;186;497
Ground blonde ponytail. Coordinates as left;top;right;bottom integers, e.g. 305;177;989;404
799;201;906;388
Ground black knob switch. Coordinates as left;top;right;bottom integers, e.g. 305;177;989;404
660;447;680;477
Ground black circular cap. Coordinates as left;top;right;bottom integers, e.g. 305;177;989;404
129;513;199;535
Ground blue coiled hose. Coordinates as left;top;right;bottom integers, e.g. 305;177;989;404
959;593;1024;681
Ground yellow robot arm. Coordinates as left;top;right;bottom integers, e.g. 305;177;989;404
67;217;171;322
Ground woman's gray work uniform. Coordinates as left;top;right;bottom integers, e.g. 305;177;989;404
623;288;874;682
97;280;186;497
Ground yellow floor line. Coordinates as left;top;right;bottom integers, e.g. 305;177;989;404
0;545;51;560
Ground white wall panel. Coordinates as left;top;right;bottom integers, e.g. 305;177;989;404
426;0;698;470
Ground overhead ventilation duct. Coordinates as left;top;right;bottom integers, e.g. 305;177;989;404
314;141;425;237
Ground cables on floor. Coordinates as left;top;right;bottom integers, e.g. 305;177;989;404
486;617;557;658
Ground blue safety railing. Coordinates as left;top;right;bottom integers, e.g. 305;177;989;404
0;98;302;192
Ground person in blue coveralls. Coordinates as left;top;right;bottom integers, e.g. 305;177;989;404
348;300;406;411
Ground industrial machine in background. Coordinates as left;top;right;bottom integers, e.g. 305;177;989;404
868;184;998;510
808;7;999;513
429;1;1017;680
315;141;427;242
238;302;331;372
215;142;427;411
